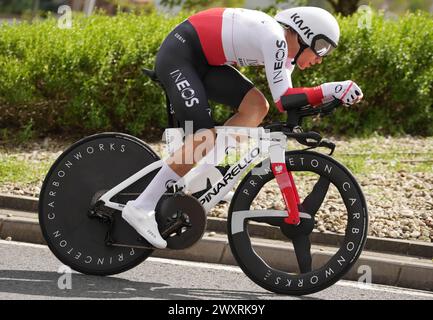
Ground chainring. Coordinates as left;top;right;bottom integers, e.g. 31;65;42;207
156;193;207;250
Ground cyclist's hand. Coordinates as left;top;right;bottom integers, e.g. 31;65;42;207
321;81;363;105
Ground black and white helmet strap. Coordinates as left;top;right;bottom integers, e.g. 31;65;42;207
291;36;309;66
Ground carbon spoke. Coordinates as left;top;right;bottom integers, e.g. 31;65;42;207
292;235;313;273
301;176;330;217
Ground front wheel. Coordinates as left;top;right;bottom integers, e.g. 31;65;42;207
227;150;368;295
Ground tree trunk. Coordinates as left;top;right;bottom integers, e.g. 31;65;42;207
84;0;96;16
327;0;360;16
32;0;40;18
71;0;82;11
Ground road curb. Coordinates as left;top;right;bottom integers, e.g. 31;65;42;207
2;193;432;258
0;215;46;245
207;217;433;259
0;193;432;292
153;234;433;292
0;193;39;213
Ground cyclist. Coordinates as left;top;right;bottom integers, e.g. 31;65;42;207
122;6;364;248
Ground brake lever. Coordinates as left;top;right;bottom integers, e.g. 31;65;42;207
292;134;335;155
292;132;323;148
318;139;336;156
283;131;321;145
296;137;319;147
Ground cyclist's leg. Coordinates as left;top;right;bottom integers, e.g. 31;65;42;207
204;65;270;127
134;18;225;203
176;65;258;171
197;65;269;167
123;21;217;248
132;62;216;203
226;87;270;127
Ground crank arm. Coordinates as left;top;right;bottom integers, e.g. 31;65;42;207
109;242;155;250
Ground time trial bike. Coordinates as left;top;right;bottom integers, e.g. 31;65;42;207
38;68;368;296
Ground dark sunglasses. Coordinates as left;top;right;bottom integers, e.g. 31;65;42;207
298;35;337;57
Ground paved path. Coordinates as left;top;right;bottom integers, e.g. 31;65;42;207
0;240;432;300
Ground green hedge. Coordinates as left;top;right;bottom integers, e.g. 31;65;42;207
0;11;189;137
289;10;433;136
0;10;432;137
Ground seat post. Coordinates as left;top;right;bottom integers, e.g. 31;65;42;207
142;68;180;129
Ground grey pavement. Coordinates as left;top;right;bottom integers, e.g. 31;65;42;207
0;240;432;300
1;205;432;292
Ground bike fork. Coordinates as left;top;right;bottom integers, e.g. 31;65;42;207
269;135;300;225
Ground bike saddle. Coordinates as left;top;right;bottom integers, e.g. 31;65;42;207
142;68;160;84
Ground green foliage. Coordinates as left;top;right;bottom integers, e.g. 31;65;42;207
0;10;432;137
17;118;35;143
0;154;51;184
0;0;34;15
0;11;188;136
291;10;433;135
159;0;245;11
243;10;433;136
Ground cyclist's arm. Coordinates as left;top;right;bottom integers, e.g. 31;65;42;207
278;87;324;112
262;33;324;112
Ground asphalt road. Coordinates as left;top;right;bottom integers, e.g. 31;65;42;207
0;240;432;300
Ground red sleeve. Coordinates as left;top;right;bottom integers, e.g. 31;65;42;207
275;86;324;112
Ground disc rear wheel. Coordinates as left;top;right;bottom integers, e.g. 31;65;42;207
39;133;160;276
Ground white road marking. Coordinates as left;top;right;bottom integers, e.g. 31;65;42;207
336;280;433;298
1;240;432;298
0;240;48;249
149;257;243;273
0;278;51;283
149;257;433;298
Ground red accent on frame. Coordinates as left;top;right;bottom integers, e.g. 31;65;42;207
288;171;300;204
271;163;300;225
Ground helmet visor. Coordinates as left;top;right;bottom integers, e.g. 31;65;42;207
311;35;337;57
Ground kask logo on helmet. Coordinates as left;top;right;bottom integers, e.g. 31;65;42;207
290;13;315;39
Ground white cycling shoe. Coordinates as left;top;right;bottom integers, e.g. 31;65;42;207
122;201;167;249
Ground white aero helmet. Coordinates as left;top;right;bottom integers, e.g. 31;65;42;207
275;7;340;58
